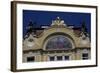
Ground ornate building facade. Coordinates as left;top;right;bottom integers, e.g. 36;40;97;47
23;17;91;62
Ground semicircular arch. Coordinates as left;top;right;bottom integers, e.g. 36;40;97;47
42;32;75;50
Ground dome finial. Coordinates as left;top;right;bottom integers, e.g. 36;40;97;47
51;17;66;26
57;16;60;20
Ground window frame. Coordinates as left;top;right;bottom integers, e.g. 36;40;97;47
27;56;35;62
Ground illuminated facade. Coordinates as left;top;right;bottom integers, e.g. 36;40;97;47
23;17;91;62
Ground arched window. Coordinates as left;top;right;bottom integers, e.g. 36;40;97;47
46;35;73;50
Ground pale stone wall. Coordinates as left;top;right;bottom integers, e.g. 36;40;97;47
23;26;90;51
23;21;91;62
23;48;90;62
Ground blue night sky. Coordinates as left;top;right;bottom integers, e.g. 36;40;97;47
23;10;91;36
